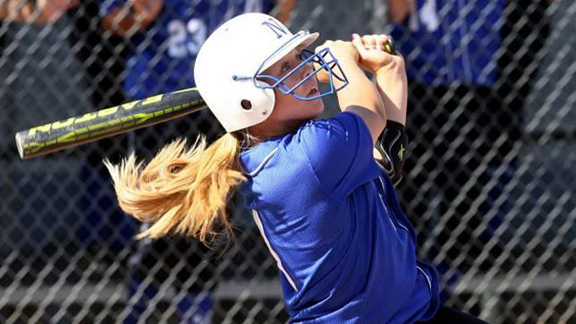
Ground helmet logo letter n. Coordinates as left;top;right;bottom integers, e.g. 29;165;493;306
262;18;287;39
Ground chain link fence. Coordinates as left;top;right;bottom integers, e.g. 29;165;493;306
1;0;575;323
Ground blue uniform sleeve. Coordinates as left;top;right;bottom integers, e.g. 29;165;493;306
99;0;127;17
298;112;380;200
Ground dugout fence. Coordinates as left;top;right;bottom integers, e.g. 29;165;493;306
1;0;575;323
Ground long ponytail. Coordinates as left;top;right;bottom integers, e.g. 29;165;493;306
104;133;246;245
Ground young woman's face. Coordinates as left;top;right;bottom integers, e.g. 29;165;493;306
250;47;325;137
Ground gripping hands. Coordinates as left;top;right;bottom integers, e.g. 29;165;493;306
351;33;399;73
314;34;398;82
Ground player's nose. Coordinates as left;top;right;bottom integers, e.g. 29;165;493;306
298;62;314;84
297;64;318;97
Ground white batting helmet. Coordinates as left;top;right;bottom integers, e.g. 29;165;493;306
194;13;347;132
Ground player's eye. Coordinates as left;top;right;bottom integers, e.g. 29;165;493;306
281;62;291;73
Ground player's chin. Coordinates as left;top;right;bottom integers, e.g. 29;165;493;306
306;97;325;117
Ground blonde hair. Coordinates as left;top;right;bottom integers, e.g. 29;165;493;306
104;133;247;245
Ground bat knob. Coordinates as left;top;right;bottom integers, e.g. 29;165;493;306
384;37;397;55
15;132;26;160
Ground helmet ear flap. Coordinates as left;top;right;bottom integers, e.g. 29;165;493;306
248;81;276;116
222;84;275;132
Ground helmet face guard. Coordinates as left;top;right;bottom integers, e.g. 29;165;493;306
234;32;349;101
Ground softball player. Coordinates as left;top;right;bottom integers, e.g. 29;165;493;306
106;13;492;324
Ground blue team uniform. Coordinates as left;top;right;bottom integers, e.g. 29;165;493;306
101;0;275;99
240;112;440;323
390;0;504;86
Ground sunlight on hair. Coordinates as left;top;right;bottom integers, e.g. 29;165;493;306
104;133;246;245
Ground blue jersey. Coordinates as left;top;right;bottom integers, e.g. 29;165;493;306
390;0;504;86
101;0;275;99
240;112;440;324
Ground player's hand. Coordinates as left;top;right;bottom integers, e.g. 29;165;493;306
314;40;358;83
352;34;400;74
